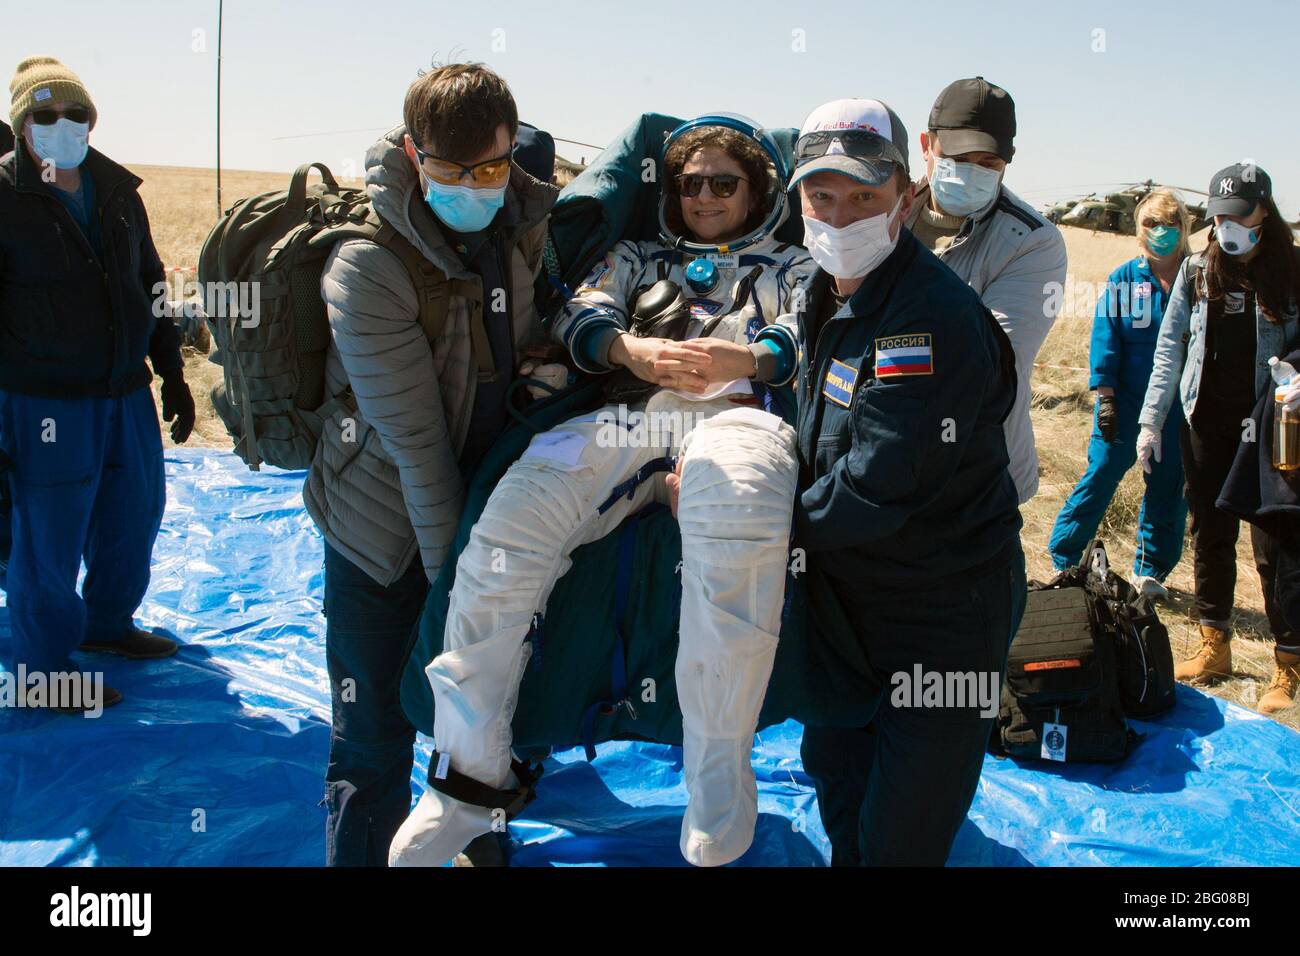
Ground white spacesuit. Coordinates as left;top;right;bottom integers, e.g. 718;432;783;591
390;116;813;868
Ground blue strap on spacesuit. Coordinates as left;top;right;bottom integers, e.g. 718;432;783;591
596;455;678;515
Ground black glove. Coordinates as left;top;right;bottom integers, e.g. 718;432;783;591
160;370;196;444
1097;393;1118;444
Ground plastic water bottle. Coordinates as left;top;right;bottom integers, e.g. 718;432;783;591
1269;357;1300;471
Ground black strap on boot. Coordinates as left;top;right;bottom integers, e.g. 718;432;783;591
426;753;544;819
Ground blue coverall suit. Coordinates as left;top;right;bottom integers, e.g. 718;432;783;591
0;144;176;674
760;231;1027;866
1049;257;1187;578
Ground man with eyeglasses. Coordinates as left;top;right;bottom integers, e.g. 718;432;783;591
0;56;193;712
302;61;558;866
764;99;1026;865
904;77;1067;504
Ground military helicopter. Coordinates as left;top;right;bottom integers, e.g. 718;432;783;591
1043;180;1210;235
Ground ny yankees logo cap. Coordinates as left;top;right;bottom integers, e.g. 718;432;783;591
1205;162;1272;218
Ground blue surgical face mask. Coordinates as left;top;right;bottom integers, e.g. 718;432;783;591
421;172;506;234
1144;224;1181;257
1216;218;1261;256
31;117;89;170
929;156;1002;217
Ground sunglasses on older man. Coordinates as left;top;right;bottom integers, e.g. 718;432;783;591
31;107;91;126
672;173;749;199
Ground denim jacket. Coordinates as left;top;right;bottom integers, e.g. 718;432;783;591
1138;254;1300;430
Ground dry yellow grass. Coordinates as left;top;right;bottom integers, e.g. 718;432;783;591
132;165;1298;729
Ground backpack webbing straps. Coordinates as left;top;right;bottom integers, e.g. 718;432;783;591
372;221;498;382
370;221;451;346
227;314;262;471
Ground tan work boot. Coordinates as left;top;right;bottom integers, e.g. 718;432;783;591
1175;626;1232;684
1258;650;1300;715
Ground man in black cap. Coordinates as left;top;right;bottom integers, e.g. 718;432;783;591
0;119;13;155
905;76;1067;506
759;97;1027;865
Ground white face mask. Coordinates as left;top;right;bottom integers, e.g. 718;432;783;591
31;117;89;170
1216;218;1262;256
802;194;904;279
929;156;1001;218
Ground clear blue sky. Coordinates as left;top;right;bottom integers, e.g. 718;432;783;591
5;0;1298;214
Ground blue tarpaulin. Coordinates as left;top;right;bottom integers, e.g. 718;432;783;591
1;449;1297;866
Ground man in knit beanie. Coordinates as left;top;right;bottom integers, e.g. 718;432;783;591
0;56;195;712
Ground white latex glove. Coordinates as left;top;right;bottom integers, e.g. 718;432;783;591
1281;379;1300;414
518;361;569;400
1136;424;1162;474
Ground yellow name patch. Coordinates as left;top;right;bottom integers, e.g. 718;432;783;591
822;358;858;407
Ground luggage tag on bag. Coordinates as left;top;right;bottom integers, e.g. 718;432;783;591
1042;706;1068;762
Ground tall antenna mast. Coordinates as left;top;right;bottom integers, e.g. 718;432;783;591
216;0;224;219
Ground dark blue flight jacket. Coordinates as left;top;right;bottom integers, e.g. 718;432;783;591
792;229;1023;590
0;139;181;399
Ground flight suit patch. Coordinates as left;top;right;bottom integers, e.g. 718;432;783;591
874;333;934;377
688;298;723;320
822;359;858;408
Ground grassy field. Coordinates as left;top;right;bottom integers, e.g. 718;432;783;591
132;163;1298;729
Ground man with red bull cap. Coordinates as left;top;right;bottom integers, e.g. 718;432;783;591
756;98;1027;865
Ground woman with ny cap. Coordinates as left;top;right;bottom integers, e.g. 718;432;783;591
1137;163;1300;714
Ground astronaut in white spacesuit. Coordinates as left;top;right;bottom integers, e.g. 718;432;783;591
390;115;814;868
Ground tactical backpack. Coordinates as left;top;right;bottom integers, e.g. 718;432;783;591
993;540;1176;763
198;162;453;470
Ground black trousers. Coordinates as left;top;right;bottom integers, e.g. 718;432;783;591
321;542;429;867
1181;410;1290;639
800;549;1027;866
1272;521;1300;651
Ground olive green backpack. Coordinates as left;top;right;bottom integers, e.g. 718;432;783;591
198;162;451;470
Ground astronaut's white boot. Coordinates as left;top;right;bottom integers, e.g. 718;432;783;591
388;632;532;867
672;407;796;867
677;640;777;867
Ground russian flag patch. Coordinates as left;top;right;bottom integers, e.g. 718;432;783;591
874;333;934;377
